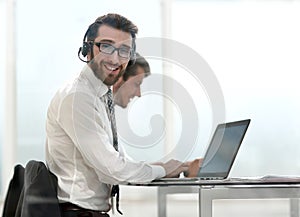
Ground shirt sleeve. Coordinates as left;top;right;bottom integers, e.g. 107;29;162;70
150;165;166;179
57;92;165;184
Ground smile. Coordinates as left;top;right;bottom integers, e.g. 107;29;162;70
104;64;120;72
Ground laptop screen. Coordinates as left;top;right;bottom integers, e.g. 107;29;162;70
198;119;250;179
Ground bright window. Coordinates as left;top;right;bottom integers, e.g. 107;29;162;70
172;0;300;176
0;0;6;196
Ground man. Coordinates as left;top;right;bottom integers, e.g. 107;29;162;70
113;53;150;108
45;13;188;217
113;54;202;177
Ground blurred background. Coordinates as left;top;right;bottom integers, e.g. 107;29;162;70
1;0;300;216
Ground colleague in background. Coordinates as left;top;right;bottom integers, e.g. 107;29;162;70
113;53;203;179
113;53;150;108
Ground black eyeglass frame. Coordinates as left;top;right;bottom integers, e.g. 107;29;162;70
93;42;133;59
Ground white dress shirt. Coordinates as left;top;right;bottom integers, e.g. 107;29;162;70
45;65;165;211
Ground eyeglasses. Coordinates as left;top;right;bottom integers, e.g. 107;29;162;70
93;42;132;59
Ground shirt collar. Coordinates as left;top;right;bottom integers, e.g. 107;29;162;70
80;65;109;97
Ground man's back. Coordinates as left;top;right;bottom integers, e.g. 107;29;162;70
46;66;112;211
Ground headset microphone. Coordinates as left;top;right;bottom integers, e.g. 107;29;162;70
77;47;88;63
78;23;92;63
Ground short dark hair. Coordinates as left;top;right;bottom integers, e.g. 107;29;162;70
123;53;151;81
86;13;138;42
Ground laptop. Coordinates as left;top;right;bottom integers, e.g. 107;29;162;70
152;119;251;183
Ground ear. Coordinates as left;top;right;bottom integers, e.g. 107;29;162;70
85;42;94;62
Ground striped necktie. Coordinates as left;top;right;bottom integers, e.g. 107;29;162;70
105;89;122;215
106;89;118;151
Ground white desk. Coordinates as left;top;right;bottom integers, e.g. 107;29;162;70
131;178;300;217
198;185;300;217
158;186;199;217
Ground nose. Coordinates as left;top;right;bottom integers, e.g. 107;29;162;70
135;87;141;97
109;49;121;64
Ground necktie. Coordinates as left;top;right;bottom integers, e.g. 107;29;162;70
105;89;122;215
106;89;118;151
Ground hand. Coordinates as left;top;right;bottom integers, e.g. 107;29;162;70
160;159;189;178
184;158;203;177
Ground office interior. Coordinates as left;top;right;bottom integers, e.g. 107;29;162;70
1;0;300;216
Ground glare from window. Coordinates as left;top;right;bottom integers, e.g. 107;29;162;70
172;1;300;176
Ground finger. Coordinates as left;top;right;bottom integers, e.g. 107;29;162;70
181;165;189;173
182;162;190;167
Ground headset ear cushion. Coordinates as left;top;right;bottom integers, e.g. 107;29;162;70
81;42;90;57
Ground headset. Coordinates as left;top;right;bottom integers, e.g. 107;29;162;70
78;20;136;66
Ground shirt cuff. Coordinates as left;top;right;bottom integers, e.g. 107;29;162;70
150;165;166;180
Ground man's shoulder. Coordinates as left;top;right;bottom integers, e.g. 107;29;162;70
57;76;94;98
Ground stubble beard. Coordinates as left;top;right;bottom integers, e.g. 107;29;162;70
89;59;125;86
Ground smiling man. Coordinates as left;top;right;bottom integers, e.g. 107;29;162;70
45;13;188;217
88;24;132;85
